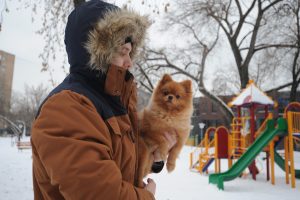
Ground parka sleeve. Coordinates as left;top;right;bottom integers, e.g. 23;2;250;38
31;90;154;200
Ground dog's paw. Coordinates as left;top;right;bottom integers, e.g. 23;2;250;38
166;162;175;172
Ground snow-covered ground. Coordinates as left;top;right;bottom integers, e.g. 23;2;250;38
0;137;299;200
0;137;33;200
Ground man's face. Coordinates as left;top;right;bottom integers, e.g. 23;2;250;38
111;43;133;70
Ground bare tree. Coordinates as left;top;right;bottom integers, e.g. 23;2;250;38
168;0;298;89
250;0;300;100
9;83;49;134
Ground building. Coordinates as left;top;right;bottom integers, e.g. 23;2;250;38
0;50;15;116
190;96;233;140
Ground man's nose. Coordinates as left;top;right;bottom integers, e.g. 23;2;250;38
124;57;132;69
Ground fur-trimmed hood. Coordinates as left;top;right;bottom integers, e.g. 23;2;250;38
65;0;150;74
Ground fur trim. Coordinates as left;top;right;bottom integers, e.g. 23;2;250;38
85;9;150;72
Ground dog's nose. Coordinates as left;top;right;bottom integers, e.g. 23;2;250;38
168;96;173;100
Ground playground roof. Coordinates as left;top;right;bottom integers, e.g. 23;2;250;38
228;80;277;107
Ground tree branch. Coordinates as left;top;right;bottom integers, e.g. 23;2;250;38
147;49;199;81
244;44;298;52
262;0;283;13
265;82;293;93
176;21;207;48
139;81;153;93
208;9;231;39
233;0;257;40
242;0;263;68
238;30;253;48
235;0;243;18
136;63;154;90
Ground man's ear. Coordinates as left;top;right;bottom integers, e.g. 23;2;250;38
159;74;173;85
181;80;192;93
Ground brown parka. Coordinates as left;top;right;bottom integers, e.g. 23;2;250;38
31;1;154;199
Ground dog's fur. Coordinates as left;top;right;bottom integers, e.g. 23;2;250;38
137;74;193;187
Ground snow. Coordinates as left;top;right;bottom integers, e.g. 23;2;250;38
0;137;300;200
0;137;33;200
229;82;275;107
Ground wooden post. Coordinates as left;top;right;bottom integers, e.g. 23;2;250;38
265;105;270;181
270;141;275;185
228;134;232;168
190;153;193;169
284;136;290;184
266;151;270;181
215;158;218;173
250;104;257;180
237;107;241;149
287;112;296;188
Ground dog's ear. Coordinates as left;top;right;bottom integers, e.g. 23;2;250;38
181;80;192;93
160;74;173;85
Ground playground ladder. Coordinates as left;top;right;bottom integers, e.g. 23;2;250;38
229;117;248;161
190;133;215;173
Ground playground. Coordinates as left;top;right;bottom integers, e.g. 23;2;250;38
190;80;300;192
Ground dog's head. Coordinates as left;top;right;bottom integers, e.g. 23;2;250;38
152;74;193;113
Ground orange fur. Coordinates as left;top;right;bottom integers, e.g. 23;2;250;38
137;74;193;187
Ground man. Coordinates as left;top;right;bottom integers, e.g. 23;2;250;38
31;0;176;199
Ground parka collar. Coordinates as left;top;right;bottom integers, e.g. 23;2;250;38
72;64;134;105
104;64;134;97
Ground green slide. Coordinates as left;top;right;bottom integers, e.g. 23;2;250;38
274;151;300;179
209;118;287;190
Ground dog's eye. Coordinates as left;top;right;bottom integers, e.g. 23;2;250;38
163;91;169;96
176;95;180;99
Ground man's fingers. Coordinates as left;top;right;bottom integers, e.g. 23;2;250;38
147;178;154;183
164;131;177;148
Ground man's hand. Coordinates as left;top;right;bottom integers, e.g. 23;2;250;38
144;178;156;196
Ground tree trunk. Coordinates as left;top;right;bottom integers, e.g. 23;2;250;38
290;80;299;102
240;65;249;89
73;0;86;7
289;45;300;102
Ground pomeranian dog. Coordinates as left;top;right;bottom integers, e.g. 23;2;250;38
137;74;193;187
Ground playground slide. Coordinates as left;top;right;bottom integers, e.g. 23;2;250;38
274;151;300;179
209;118;287;190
